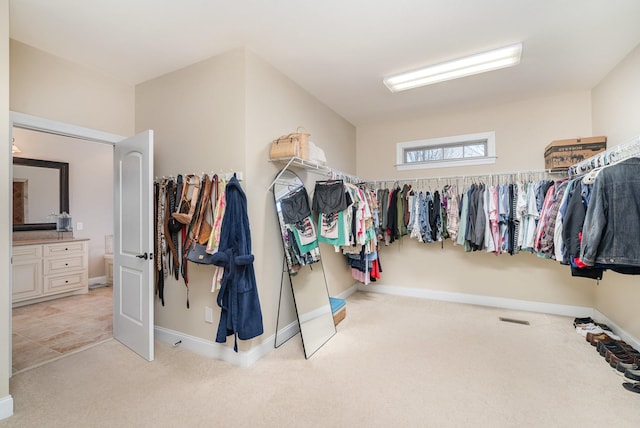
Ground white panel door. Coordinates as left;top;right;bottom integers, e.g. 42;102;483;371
113;130;154;361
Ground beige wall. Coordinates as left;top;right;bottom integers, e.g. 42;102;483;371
357;91;593;179
136;49;248;348
12;128;113;279
1;0;12;410
4;39;134;416
591;43;640;340
8;39;135;276
136;48;357;349
356;91;597;308
10;40;134;136
592;44;640;145
244;50;356;338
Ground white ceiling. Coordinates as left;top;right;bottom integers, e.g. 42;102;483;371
9;0;640;126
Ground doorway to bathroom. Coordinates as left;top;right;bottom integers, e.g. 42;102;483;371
10;126;114;373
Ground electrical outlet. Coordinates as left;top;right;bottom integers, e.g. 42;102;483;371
205;306;213;323
77;222;83;230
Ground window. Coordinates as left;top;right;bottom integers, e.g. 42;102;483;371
396;131;496;171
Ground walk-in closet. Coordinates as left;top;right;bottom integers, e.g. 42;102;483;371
3;2;640;426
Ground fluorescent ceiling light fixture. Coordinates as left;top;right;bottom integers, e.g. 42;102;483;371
384;43;523;92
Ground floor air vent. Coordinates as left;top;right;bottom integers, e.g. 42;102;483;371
499;317;530;325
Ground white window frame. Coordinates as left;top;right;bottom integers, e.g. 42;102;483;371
396;131;496;171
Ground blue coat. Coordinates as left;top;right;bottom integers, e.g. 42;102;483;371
211;175;263;351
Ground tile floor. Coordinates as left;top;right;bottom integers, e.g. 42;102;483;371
11;286;113;374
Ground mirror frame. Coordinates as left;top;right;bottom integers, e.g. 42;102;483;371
272;169;336;359
12;157;70;231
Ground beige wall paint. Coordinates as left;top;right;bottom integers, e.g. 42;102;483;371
356;91;597;308
1;0;12;408
591;43;640;340
136;48;357;350
592;44;640;145
357;91;593;180
4;39;133;414
244;50;356;338
12;128;113;279
10;40;134;136
136;49;248;348
8;39;135;286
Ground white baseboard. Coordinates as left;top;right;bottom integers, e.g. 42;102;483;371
275;320;300;348
154;325;281;367
89;276;107;286
593;310;640;351
0;395;13;421
334;284;358;300
357;283;595;318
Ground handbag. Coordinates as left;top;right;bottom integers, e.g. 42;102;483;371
172;174;201;225
186;240;217;264
185;175;217;265
269;126;310;159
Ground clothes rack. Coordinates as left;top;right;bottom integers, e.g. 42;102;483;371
268;157;566;192
373;168;564;188
154;171;243;183
567;135;640;177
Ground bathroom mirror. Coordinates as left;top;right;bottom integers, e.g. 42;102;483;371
12;157;69;231
273;169;336;359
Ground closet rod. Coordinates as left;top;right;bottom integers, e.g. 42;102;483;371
268;157;365;190
154;170;243;183
373;168;563;187
568;135;640;177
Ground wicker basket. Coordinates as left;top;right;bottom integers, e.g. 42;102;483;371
269;127;310;159
333;306;346;326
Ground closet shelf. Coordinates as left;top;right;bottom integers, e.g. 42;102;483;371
268;157;364;190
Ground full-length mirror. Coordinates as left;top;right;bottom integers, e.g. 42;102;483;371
13;157;69;231
273;169;336;358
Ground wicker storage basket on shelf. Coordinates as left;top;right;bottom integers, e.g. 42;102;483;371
269;127;310;159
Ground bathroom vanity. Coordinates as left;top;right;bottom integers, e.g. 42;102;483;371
12;238;89;307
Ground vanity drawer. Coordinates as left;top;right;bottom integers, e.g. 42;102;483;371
44;255;86;275
44;271;88;294
13;244;42;261
43;241;86;258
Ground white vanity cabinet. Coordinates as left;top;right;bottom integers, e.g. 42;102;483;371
12;239;89;306
12;245;43;302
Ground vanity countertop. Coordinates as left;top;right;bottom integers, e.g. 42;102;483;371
13;237;90;246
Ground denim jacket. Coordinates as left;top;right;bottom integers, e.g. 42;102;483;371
580;158;640;267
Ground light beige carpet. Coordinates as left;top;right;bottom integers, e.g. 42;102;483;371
2;291;639;428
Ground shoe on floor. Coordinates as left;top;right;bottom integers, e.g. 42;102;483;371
602;330;622;341
577;325;604;337
617;361;639;373
573;317;594;327
625;369;640;382
622;382;640;394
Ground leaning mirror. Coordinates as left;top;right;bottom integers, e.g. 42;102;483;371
13;157;69;231
273;169;336;359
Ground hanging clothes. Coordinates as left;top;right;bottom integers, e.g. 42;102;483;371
211;175;264;352
580;157;640;271
277;186;321;276
386;187;401;243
